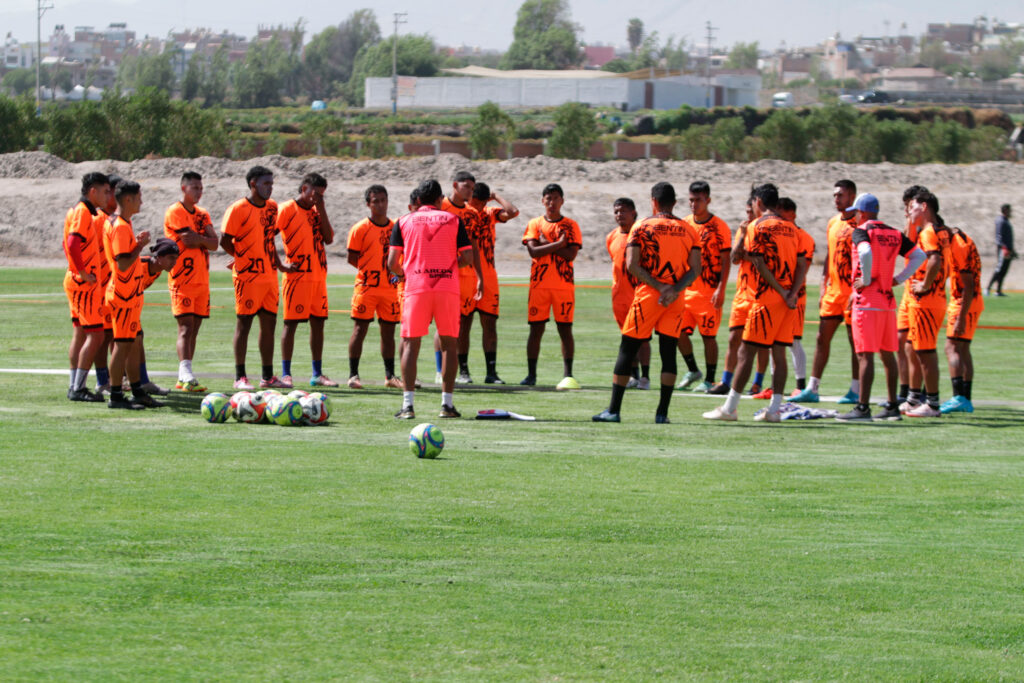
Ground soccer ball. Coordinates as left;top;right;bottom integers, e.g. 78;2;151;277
268;397;304;426
200;392;230;423
409;423;444;459
254;389;282;402
287;389;309;401
307;392;331;414
230;391;252;412
300;395;330;426
232;392;265;423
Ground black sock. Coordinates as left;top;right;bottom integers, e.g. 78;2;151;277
130;381;146;399
111;386;125;400
262;365;273;381
899;383;910;401
641;364;650;379
349;357;360;378
951;376;964;397
707;364;717;383
485;351;497;375
383;357;395;379
927;392;940;409
527;357;537;378
683;353;698;373
236;364;246;381
609;383;627;414
564;358;574;377
908;389;924;405
964;380;973;401
857;402;869;412
656;383;673;416
458;353;469;374
631;366;641;380
796;377;806;390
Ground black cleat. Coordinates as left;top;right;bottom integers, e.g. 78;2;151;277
439;404;461;418
484;374;505;385
108;394;145;410
69;387;104;403
132;393;165;408
519;375;536;386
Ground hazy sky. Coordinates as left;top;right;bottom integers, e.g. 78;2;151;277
2;0;1020;53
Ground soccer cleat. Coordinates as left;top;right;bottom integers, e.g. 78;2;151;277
898;400;920;414
456;371;473;385
837;389;859;404
434;371;444;384
394;406;416;420
905;402;941;418
414;379;423;389
592;409;621;423
706;382;730;395
940;395;974;414
790;387;820;403
132;393;165;408
637;377;651;390
260;376;290;389
655;414;670;424
676;370;703;390
95;383;112;395
555;376;581;391
69;387;104;403
745;384;762;396
384;376;404;389
233;377;255;391
753;410;782;423
693;381;714;393
874;405;902;421
519;375;537;386
141;381;170;396
347;375;364;390
309;374;339;388
176;379;207;393
626;377;640;389
279;375;295;389
752;387;773;400
108;394;144;410
483;374;505;385
836;406;873;422
439;404;461;418
702;406;738;421
791;389;805;398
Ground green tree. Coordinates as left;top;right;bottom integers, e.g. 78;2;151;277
627;18;644;54
548;101;598;159
117;51;176;92
201;45;230;107
919;40;950;69
303;10;381;100
2;69;37;97
0;95;36;152
806;103;858;161
181;57;203;102
661;36;688;70
346;34;440;106
232;36;290;108
725;41;759;69
711;117;746;161
502;0;582;70
753;109;809;162
301;114;348;155
671;124;713;160
469;101;516;158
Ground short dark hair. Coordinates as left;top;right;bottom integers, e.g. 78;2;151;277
417;179;443;205
902;185;927;204
409;188;421;206
150;237;180;257
181;171;202;184
453;171;475;183
751;183;779;210
246;165;273;186
689;181;710;197
834;179;856;194
613;197;636;211
364;184;387;203
107;174;122;189
778;196;797;213
1001;203;1011;214
542;183;563;199
302;172;327;190
81;172;109;196
114;180;141;200
913;189;940;217
472;182;490;201
651;182;676;209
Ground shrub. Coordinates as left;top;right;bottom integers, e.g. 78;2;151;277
548;102;599;159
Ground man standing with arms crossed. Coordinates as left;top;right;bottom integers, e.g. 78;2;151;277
606;197;649;389
388;179;474;420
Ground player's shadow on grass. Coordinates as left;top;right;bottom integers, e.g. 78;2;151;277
161;393;203;415
946;407;1024;428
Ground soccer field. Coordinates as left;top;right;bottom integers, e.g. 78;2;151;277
2;267;1023;680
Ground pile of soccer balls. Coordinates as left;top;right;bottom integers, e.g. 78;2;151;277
200;389;331;426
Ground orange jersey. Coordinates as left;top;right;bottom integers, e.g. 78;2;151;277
684;213;731;298
795;225;816;298
744;214;800;301
222;197;279;283
103;215;159;303
733;224;757;300
910;222;952;307
347;216;397;291
93;209;112;287
606;227;636;304
948;228;983;310
475;205;511;269
523;215;582;290
63;200;103;281
277;199;327;281
824;213;857;299
626;213;701;292
442;197;481;274
164;202;213;289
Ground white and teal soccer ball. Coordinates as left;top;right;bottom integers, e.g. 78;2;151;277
409;423;444;459
232;392;265;423
268;397;304;426
300;395;330;426
200;392;230;423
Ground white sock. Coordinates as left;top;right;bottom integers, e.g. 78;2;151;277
790;340;806;379
179;360;190;382
69;368;76;389
441;391;454;407
850;379;860;393
769;392;783;413
74;368;89;391
402;391;415;409
724;389;742;414
808;376;821;392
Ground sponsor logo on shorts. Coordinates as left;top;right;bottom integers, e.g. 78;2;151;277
529;306;538;316
296;304;304;314
356;304;366;314
245;299;254;309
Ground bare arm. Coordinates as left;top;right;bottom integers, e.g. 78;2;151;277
116;231;151;272
315;198;335;245
492;192;519;222
220;233;235;257
347;250;360;269
787;255;810;307
911;253;943;295
387;248;403;277
525;235;568;258
457;248;473;268
712;248;732;308
730;223;747;264
749;253;789;299
671;247;703;293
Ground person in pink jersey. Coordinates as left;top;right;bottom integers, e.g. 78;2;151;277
838;193;925;422
387;179;474;420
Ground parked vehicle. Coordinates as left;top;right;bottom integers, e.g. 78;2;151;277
771;92;794;108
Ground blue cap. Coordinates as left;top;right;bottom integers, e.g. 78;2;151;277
847;193;879;213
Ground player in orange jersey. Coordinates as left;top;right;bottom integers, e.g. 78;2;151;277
90;173;121;395
894;185;929;406
521;183;582;389
792;179;860;403
593;182;701;423
219;166;297;391
467;181;520;384
63;172;111;402
941;225;984;414
676;181;731;393
278;173;336;388
605;197;649;388
776;197;815;395
164;171;218;393
346;184;402;389
441;171;484;384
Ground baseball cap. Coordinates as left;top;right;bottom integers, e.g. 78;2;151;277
847;193;879;213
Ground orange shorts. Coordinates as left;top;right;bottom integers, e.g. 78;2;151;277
528;287;574;324
108;297;143;341
459;267;478;317
790;297;807;339
907;304;946;351
622;285;686;339
612;291;634;328
100;300;113;331
402;290;459;338
63;271;105;329
476;266;500;317
170;285;211;318
351;285;400;323
896;296;912;332
681;290;722;337
852;308;898;354
819;287;850;319
946;302;981;341
728;293;753;330
282;276;328;321
234;277;279;316
742;295;796;347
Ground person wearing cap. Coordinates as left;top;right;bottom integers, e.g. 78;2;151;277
837;193;925;422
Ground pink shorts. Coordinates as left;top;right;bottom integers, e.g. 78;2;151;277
401;290;460;338
852;308;898;354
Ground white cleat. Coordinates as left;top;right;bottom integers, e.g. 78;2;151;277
702;406;738;421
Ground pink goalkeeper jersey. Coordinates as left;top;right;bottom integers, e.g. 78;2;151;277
389;205;472;295
851;220;917;311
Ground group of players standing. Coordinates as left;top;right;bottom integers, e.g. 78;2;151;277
60;166;983;422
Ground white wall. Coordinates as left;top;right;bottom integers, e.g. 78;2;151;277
365;76;630;109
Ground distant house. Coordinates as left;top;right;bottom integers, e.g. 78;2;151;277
876;67;951;91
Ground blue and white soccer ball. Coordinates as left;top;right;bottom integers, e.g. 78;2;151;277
409;423;444;459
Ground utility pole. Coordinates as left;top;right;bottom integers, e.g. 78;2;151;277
704;21;716;109
36;0;54;115
391;12;407;115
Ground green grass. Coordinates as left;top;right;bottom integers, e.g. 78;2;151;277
1;268;1023;680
